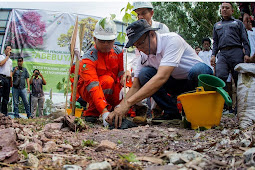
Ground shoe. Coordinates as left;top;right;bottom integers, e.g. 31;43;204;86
27;115;34;119
133;105;148;124
14;114;21;118
152;105;163;119
109;118;138;130
84;116;98;123
151;113;182;124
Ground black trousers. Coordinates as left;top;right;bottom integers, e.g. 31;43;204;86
0;75;11;115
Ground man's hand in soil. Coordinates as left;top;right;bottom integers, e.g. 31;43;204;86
106;100;130;128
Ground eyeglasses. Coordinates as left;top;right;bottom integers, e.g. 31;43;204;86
98;39;115;44
18;60;23;62
134;33;148;49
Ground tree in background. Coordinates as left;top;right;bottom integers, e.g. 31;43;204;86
152;2;240;48
58;17;98;52
6;11;46;58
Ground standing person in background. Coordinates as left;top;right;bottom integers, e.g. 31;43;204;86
12;57;31;118
211;2;250;88
30;69;46;117
195;46;202;55
198;38;214;71
242;12;255;62
0;45;12;116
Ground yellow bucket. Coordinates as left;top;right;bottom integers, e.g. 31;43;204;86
66;108;83;118
177;87;224;129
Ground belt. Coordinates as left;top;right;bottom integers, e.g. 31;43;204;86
220;46;242;51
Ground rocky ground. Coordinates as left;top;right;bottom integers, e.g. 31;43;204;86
0;112;255;170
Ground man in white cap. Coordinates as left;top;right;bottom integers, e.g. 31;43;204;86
133;1;169;33
107;19;213;128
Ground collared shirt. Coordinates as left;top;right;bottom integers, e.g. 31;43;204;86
151;20;170;34
134;32;203;79
125;20;170;72
247;28;255;56
198;50;213;70
0;54;12;77
12;67;29;89
32;78;44;97
212;16;250;56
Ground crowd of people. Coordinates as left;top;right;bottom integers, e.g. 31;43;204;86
0;2;254;129
0;47;46;118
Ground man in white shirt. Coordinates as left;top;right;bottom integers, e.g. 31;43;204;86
198;38;214;71
123;2;170;123
0;45;13;116
106;19;213;128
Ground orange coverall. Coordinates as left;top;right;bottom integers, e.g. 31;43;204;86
78;45;124;117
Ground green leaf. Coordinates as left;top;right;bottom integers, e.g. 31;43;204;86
117;140;122;144
56;82;62;91
82;139;95;147
126;2;134;11
110;14;116;20
122;13;130;23
119;153;139;162
121;7;125;12
62;77;65;83
99;18;106;29
131;11;138;17
22;150;28;159
117;32;126;44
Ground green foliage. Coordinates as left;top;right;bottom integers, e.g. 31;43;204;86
118;153;139;162
117;32;126;44
64;139;70;144
21;150;28;159
82;139;95;147
117;139;123;144
152;2;240;48
110;14;116;20
74;117;86;128
57;17;98;51
116;2;137;48
99;18;106;29
56;77;70;97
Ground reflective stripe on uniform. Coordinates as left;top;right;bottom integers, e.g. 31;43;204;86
82;47;98;61
118;71;124;77
103;89;113;95
113;46;122;54
86;81;99;92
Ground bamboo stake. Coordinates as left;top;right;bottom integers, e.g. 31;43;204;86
65;16;79;115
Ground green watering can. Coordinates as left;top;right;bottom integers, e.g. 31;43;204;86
198;74;232;106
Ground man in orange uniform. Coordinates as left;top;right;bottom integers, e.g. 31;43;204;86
78;18;124;127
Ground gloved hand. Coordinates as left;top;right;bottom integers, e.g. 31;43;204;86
102;112;110;127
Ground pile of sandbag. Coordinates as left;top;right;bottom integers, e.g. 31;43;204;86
235;63;255;129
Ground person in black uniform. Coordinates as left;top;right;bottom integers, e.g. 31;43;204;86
211;2;250;86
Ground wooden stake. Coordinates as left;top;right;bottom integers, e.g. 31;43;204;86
65;16;79;116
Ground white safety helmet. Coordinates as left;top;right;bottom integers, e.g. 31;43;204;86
93;18;117;40
133;2;153;11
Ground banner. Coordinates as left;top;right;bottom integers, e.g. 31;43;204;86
4;9;100;93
